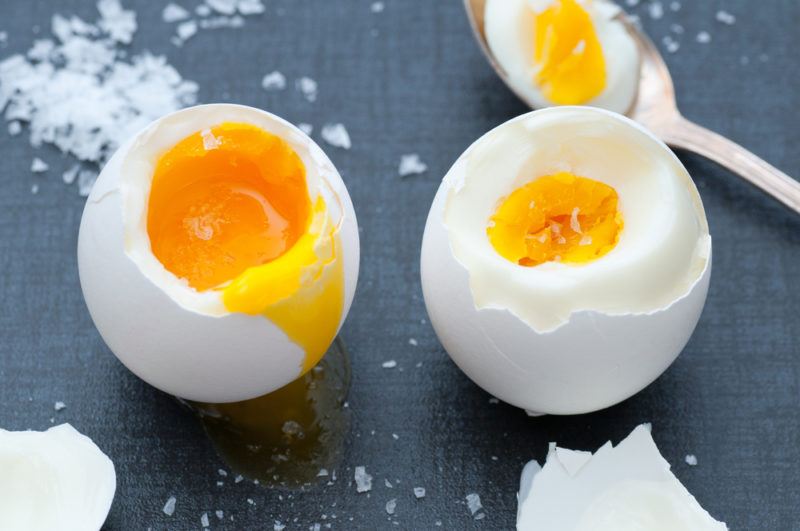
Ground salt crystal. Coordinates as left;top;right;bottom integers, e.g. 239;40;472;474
579;235;593;246
247;498;255;505
625;0;639;6
31;157;49;173
97;0;137;44
354;466;373;493
669;1;680;11
206;0;237;15
662;35;679;54
716;10;735;25
370;2;385;13
648;1;663;20
62;164;80;184
318;468;329;477
569;207;582;234
31;184;39;194
414;487;426;499
398;153;427;177
54;401;66;411
7;121;21;136
382;360;397;369
163;496;177;516
177;20;198;40
297;123;313;135
392;433;399;440
196;4;212;16
199;15;244;29
296;76;318;102
670;23;684;34
274;522;286;531
685;454;698;466
385;478;393;488
78;170;98;197
696;31;711;44
321;123;351;149
238;0;266;16
162;3;190;22
261;71;286;91
217;468;228;476
0;31;7;44
201;128;222;150
385;498;397;515
466;493;483;517
215;510;224;519
201;512;209;528
408;338;418;346
234;475;244;483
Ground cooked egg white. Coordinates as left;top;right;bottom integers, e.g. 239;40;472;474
78;104;359;403
517;425;728;530
420;107;711;415
485;0;640;114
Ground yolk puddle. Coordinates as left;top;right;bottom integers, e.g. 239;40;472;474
533;0;606;104
487;172;623;266
148;122;344;374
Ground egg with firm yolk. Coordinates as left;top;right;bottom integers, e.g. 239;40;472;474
484;0;640;114
78;105;359;402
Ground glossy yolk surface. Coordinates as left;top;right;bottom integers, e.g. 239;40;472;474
487;172;623;266
148;122;311;291
533;0;606;104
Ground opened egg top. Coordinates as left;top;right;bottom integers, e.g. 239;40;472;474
78;104;359;403
420;107;711;415
484;0;640;114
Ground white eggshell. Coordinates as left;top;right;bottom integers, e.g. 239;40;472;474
420;110;711;415
78;104;359;403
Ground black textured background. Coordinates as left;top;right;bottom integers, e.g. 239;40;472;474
0;0;798;529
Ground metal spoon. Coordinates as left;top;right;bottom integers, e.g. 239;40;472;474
463;0;800;213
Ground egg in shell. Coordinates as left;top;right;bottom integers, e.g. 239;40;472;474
484;0;640;114
420;106;711;415
78;104;359;403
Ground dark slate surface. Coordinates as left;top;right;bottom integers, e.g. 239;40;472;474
0;0;798;529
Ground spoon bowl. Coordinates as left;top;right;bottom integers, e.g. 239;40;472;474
464;0;800;213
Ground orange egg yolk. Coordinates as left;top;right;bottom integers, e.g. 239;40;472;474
533;0;606;104
147;122;311;292
487;172;623;266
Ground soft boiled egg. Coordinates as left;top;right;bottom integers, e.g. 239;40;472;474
485;0;640;114
78;104;359;403
420;107;711;415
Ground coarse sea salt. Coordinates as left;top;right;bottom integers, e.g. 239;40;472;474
261;71;287;91
297;123;313;136
385;498;397;515
381;360;397;369
354;466;373;493
716;10;735;25
200;512;209;528
31;157;49;173
296;76;318;102
162;3;190;23
371;2;385;13
162;496;177;516
414;487;426;499
321;123;351;150
466;493;483;517
0;0;197;194
685;454;698;466
696;31;711;44
54;401;66;411
648;1;663;20
398;153;427;177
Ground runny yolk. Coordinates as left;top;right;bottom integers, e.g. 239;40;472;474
147;122;311;292
533;0;606;104
487;172;623;266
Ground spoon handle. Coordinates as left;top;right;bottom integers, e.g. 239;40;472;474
660;115;800;214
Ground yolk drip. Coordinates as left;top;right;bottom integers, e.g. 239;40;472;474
487;172;623;266
147;122;311;292
533;0;606;104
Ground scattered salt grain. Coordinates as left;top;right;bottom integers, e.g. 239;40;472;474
370;2;385;13
716;10;736;25
199;15;245;30
201;512;209;528
414;487;426;499
206;0;237;15
670;23;684;34
78;170;98;197
625;0;639;6
7;121;21;136
685;454;698;466
31;158;49;173
296;76;318;102
97;0;137;44
318;468;329;477
669;1;680;12
217;468;228;477
297;123;313;135
647;1;663;20
238;0;266;16
579;235;593;246
466;493;483;517
398;153;427;177
163;496;177;516
696;31;711;44
408;338;418;346
196;4;212;16
385;498;397;515
234;475;244;483
354;466;373;493
569;207;582;234
392;433;399;440
382;360;397;369
385;478;393;488
274;522;286;531
176;20;198;41
0;32;7;45
247;498;255;505
662;35;679;53
54;401;66;411
321;123;351;149
31;184;39;194
215;510;224;519
201;128;222;150
261;71;287;91
162;3;190;22
488;398;499;404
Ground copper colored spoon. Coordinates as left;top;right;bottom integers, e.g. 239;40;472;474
464;0;800;213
